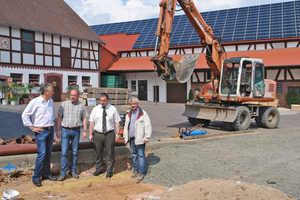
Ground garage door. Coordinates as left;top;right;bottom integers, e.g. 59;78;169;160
167;82;187;103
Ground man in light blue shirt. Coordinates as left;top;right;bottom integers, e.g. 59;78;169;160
22;83;57;187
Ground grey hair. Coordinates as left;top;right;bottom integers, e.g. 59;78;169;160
128;97;139;104
40;83;53;94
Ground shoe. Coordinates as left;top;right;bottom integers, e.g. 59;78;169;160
33;180;42;187
93;171;103;176
71;172;79;179
106;172;113;178
43;175;57;181
136;174;145;181
58;174;66;181
131;170;139;178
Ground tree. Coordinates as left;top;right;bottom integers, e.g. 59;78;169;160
285;89;300;108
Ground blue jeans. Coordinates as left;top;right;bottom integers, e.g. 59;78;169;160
32;127;54;181
60;127;80;175
130;139;146;174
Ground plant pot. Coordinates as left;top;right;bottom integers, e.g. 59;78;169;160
23;98;30;104
19;101;24;104
2;99;8;105
11;100;17;105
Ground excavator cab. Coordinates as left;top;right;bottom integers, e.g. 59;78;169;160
219;57;265;99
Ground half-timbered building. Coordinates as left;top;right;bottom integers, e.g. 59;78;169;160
0;0;105;101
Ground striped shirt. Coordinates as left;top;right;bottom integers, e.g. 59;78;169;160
57;100;89;128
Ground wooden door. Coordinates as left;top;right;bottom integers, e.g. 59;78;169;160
154;85;159;102
138;80;147;100
47;75;61;102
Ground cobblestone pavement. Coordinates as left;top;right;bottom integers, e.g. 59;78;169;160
0;101;299;142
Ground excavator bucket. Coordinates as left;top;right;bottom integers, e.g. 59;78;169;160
173;55;199;83
182;104;238;122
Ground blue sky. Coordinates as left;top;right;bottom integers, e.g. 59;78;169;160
65;0;296;26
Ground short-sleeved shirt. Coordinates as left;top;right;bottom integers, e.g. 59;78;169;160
89;103;121;133
57;100;89;128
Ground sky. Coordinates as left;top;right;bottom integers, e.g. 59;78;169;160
65;0;295;26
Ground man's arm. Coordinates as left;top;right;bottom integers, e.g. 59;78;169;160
56;114;62;138
88;122;94;142
82;117;87;139
115;121;120;141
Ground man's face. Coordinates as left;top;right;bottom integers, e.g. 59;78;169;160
130;101;138;112
45;86;54;99
70;90;79;103
100;96;109;107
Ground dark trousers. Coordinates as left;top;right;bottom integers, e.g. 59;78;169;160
32;127;54;181
93;130;115;173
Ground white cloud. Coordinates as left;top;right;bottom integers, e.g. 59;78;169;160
65;0;295;25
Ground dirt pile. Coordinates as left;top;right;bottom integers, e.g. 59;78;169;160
146;179;295;200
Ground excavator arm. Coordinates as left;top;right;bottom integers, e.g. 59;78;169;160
151;0;225;83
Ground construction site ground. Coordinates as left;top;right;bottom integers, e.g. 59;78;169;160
1;101;300;199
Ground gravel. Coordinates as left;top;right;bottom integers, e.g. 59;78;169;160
143;128;300;199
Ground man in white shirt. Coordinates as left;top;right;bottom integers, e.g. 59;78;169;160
88;93;120;178
21;83;57;187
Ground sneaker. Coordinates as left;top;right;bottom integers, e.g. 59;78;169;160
33;180;42;187
136;174;145;181
131;170;139;178
106;172;113;178
58;174;66;181
71;172;79;179
93;171;103;176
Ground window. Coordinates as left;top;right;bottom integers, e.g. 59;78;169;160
68;76;77;85
131;80;136;91
82;76;90;85
125;81;128;88
29;74;40;85
276;84;282;94
206;71;211;81
10;73;22;83
21;30;34;53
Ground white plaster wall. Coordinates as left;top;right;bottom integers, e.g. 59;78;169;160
0;66;99;93
54;57;61;67
23;53;34;64
0;24;9;36
11;39;21;51
73;59;81;68
45;56;52;66
90;51;94;59
53;35;60;44
120;72;168;103
82;40;89;49
53;45;60;55
90;61;96;69
36;55;43;65
35;42;43;53
238;45;248;51
0;51;10;63
44;34;52;43
35;32;43;41
82;60;89;69
224;45;235;52
71;38;78;47
290;69;300;79
185;48;192;54
61;37;70;48
256;44;265;50
11;27;20;38
92;42;98;51
12;52;21;64
287;42;298;48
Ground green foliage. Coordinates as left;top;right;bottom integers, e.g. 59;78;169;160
9;96;18;101
0;82;9;98
187;89;194;102
285;89;300;108
66;84;79;96
22;93;29;98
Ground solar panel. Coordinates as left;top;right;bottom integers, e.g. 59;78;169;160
89;0;300;49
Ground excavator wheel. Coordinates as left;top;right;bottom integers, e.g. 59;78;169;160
188;117;210;127
231;106;251;131
260;106;280;129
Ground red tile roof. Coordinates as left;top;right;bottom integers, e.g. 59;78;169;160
0;0;104;44
100;33;140;55
108;48;300;71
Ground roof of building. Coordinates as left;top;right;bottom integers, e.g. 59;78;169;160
100;33;140;55
91;0;300;49
0;0;104;44
108;48;300;71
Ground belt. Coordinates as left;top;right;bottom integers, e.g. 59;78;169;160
62;126;80;130
43;126;52;130
94;130;114;134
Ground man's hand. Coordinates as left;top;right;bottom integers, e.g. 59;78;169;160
115;134;120;142
32;127;44;134
145;140;149;144
88;134;93;142
56;130;61;139
82;131;87;139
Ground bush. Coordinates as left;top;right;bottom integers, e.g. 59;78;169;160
22;93;29;98
285;89;300;108
187;89;194;102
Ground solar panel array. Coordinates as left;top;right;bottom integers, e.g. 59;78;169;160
90;0;300;49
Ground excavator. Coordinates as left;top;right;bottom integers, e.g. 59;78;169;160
150;0;280;131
